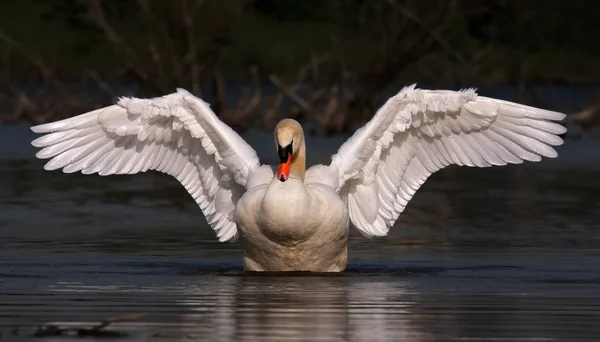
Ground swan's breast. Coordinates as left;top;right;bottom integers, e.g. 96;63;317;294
258;178;315;242
234;177;349;271
234;177;348;245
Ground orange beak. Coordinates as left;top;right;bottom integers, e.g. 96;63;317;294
277;152;292;182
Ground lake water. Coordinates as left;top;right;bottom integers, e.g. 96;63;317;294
1;125;600;341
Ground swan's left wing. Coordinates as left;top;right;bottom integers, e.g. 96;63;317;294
31;89;260;242
330;84;567;237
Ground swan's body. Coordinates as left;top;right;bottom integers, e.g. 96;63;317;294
30;85;567;272
237;166;349;271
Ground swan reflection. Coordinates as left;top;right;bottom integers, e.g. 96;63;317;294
178;274;428;342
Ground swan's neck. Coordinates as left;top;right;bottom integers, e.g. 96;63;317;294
291;141;306;181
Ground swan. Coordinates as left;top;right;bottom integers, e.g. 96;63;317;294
30;85;567;272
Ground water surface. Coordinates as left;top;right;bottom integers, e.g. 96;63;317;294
1;126;599;341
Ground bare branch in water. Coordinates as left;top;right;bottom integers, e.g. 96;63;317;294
561;102;600;139
269;75;312;114
33;312;149;338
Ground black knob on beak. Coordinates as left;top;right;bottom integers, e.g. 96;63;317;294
278;143;293;162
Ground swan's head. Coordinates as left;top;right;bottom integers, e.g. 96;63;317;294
274;119;304;182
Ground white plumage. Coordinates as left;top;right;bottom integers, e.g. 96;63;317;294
32;88;259;242
31;84;566;271
330;84;566;237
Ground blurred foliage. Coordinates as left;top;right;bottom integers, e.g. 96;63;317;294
1;0;598;84
0;0;599;130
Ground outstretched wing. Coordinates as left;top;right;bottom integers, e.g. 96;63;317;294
330;84;567;238
31;89;260;242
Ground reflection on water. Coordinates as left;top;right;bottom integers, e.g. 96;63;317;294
1;137;600;340
179;275;417;341
3;256;600;341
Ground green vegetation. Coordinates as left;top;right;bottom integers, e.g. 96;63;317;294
1;0;598;83
1;0;598;129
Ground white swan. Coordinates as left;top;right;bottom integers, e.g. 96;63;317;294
30;85;567;272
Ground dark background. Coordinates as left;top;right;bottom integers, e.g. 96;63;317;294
0;0;599;135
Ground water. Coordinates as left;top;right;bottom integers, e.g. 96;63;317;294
1;125;600;341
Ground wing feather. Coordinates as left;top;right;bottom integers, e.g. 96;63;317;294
330;85;566;237
31;89;260;242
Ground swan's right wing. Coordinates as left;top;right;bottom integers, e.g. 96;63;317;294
329;85;566;238
31;89;260;242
